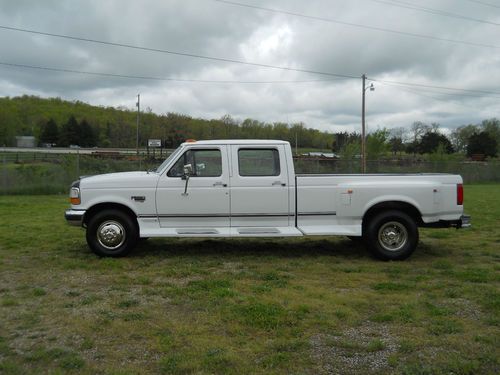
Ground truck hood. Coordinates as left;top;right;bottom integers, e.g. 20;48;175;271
80;171;159;189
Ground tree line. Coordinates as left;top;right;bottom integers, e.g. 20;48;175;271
1;95;498;158
0;96;332;149
40;116;97;147
331;120;498;159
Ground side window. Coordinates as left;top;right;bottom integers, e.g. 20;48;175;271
238;148;280;176
167;149;222;177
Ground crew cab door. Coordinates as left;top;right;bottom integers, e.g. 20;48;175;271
156;145;230;230
229;145;290;228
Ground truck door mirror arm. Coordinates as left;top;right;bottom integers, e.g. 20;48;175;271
182;164;193;196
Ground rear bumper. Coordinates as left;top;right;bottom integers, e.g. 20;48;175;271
421;214;471;229
458;214;471;228
65;209;86;227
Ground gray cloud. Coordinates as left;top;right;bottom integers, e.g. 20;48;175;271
0;0;499;133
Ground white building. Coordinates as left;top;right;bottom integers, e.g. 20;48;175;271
16;136;36;148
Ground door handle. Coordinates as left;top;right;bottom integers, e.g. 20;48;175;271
213;181;228;187
272;181;286;187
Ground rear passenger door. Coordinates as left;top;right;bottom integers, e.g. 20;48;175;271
230;145;290;228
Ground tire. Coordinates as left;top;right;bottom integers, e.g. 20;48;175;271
364;210;418;261
86;209;138;257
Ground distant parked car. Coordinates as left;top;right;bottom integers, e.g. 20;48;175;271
303;152;339;158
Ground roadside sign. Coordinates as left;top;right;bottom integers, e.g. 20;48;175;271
148;139;162;148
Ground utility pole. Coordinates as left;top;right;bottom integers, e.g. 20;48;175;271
361;74;366;174
289;115;298;156
295;131;298;156
361;74;374;174
136;94;140;157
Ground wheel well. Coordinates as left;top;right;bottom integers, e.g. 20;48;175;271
83;203;138;227
362;201;422;234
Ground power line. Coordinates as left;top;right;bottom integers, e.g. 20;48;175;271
0;25;359;80
465;0;500;9
368;77;500;96
4;60;500;100
384;85;500;110
1;24;498;97
377;80;500;99
369;0;500;26
0;61;349;84
212;0;500;49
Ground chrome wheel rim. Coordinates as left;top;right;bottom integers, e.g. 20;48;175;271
378;221;408;252
97;220;126;250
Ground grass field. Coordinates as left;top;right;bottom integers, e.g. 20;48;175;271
0;185;499;374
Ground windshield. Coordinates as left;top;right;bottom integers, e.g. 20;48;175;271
155;145;184;173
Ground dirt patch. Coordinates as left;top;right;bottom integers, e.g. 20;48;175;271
310;323;398;374
446;298;482;321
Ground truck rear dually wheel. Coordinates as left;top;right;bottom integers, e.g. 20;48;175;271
86;209;138;257
364;210;418;260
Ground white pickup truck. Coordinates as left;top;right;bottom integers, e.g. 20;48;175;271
65;140;470;260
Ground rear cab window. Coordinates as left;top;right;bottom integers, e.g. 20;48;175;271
238;148;280;176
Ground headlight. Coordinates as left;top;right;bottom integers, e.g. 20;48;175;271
70;187;81;205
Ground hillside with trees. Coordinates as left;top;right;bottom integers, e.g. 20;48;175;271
0;95;333;150
0;95;498;159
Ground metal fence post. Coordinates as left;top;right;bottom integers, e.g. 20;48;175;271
76;149;80;178
2;152;7;191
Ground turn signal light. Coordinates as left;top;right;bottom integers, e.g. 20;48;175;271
70;197;81;205
185;139;197;143
69;187;80;205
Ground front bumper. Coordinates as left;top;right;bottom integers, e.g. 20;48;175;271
65;209;86;227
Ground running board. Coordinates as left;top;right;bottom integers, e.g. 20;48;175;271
237;228;280;234
139;226;303;238
176;229;219;235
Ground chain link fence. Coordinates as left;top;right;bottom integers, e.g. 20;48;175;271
1;151;499;195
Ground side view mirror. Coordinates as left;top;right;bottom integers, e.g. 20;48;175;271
182;164;192;196
183;164;193;178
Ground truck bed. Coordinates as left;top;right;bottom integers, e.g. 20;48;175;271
295;173;463;235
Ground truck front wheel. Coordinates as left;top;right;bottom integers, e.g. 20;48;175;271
364;210;418;260
86;209;138;257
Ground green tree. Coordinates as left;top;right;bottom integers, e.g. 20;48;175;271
450;124;478;153
410;121;430;144
79;119;96;147
367;129;389;159
389;137;404;155
333;132;360;153
333;132;349;153
59;115;80;146
481;118;500;154
417;131;453;154
39;118;59;145
467;131;497;157
340;140;361;159
407;121;430;155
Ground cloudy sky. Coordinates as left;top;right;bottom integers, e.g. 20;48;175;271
0;0;499;134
